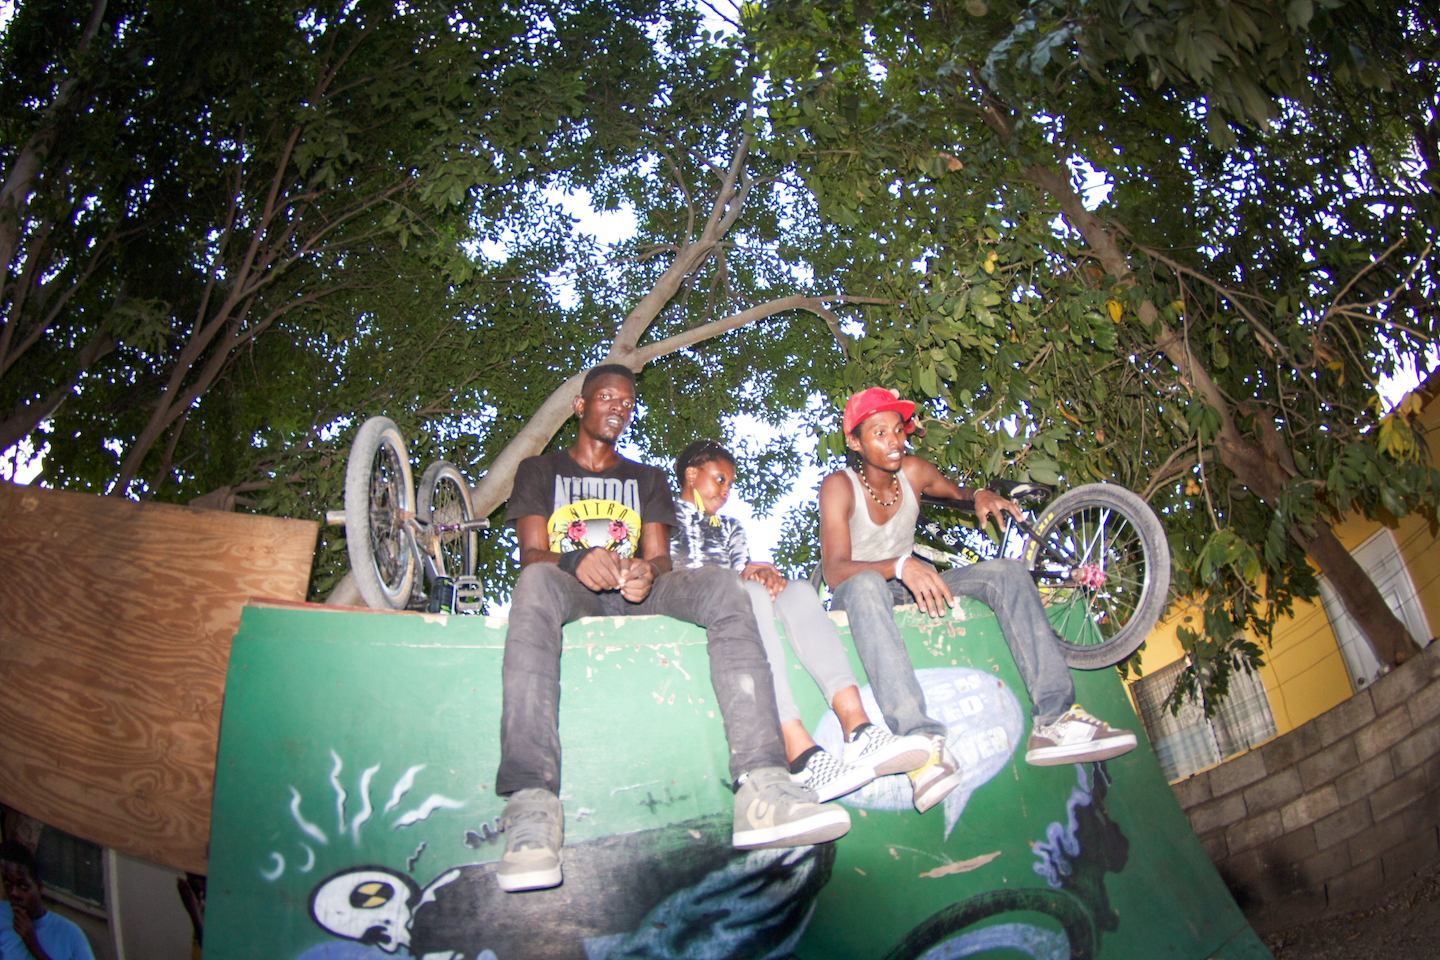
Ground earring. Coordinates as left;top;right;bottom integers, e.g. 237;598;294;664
693;487;719;526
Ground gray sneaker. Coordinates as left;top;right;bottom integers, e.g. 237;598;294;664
733;767;851;849
496;788;563;892
1025;705;1138;766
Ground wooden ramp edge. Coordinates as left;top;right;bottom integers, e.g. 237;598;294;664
0;483;317;874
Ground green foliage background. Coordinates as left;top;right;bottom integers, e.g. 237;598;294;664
3;0;1436;704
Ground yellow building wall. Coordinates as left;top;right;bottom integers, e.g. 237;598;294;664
1126;374;1440;740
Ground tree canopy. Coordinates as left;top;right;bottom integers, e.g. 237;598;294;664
749;0;1439;698
4;0;1437;700
2;0;860;602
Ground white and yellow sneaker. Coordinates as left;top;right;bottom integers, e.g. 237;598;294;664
908;736;964;814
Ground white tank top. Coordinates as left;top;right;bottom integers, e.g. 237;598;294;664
843;467;918;562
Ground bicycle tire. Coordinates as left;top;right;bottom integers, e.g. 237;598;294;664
344;416;416;610
417;460;476;579
883;886;1096;960
1021;483;1170;669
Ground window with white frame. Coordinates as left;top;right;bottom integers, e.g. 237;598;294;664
1317;528;1433;694
1132;658;1278;782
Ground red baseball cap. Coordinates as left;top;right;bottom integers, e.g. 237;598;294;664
843;388;917;435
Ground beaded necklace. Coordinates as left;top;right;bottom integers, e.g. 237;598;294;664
859;468;902;507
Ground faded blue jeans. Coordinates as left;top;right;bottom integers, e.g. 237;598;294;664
496;563;788;797
829;560;1076;735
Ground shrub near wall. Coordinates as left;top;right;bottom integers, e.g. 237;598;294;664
1172;640;1440;932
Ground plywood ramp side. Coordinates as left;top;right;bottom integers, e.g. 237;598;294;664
0;483;317;874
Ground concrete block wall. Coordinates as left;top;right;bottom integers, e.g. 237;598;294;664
1171;639;1440;931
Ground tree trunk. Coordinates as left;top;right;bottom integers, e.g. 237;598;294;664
1295;521;1419;663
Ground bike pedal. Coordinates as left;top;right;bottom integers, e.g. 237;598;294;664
453;576;485;614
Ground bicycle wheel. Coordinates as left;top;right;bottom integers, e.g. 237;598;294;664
344;416;416;609
417;460;476;579
1021;483;1170;669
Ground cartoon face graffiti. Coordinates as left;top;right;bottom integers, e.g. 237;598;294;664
309;867;421;953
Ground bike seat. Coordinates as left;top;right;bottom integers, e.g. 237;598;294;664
986;478;1052;505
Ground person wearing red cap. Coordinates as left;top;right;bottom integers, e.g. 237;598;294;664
817;387;1136;813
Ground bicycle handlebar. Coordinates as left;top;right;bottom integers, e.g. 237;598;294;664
919;481;1052;515
919;495;976;513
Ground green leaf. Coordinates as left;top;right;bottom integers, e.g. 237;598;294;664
917;361;940;398
985;446;1005;476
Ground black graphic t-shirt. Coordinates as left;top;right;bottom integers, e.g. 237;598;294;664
505;451;677;559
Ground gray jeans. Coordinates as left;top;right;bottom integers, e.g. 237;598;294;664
829;560;1075;734
496;563;788;796
743;579;859;726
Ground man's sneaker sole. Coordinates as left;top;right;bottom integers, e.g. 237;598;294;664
869;743;933;777
798;764;875;803
495;860;563;892
1025;731;1137;766
843;728;934;778
733;806;851;849
913;766;964;814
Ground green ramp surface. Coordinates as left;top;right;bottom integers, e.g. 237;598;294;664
205;600;1270;959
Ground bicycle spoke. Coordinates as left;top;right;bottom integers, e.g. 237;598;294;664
429;476;467;577
369;445;406;589
1021;483;1169;668
1035;505;1150;648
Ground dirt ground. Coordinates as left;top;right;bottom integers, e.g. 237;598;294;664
1262;861;1440;959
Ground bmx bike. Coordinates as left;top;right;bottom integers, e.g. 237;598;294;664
325;416;489;612
914;479;1170;670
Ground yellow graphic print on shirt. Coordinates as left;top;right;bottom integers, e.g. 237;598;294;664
547;499;641;559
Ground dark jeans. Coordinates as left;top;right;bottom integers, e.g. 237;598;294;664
829;560;1076;732
496;563;788;796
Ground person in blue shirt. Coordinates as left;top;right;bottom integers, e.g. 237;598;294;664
1;841;95;960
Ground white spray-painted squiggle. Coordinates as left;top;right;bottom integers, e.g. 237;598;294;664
259;852;284;882
298;843;316;873
384;764;427;813
393;794;466;827
329;749;348;834
288;786;328;845
351;763;380;843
